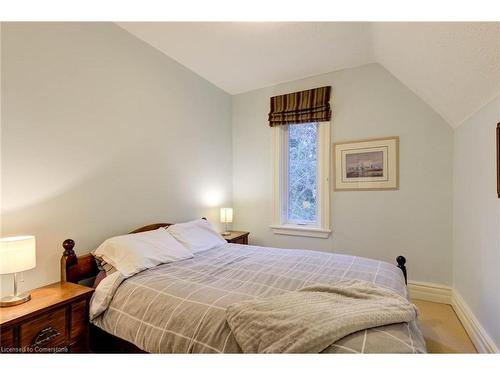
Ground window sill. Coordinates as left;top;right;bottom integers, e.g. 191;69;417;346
269;225;331;238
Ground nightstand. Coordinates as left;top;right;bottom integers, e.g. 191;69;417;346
0;282;94;353
222;231;250;245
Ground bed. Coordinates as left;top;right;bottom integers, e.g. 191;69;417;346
60;222;426;354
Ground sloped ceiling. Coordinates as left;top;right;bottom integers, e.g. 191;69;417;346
371;22;500;127
117;22;374;94
117;22;500;128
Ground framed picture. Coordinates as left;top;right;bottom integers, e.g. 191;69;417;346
334;136;399;191
497;122;499;198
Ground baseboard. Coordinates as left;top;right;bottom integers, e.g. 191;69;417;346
451;291;499;354
408;281;452;304
408;281;498;353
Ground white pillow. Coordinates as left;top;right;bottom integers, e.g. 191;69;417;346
93;228;193;277
167;219;226;253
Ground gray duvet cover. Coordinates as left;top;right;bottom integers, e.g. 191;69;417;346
92;243;426;353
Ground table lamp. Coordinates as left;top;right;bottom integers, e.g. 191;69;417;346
0;235;36;307
220;208;233;236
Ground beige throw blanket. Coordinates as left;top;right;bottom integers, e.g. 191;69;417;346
226;279;418;353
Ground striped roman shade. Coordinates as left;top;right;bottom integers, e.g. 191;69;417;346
268;86;331;127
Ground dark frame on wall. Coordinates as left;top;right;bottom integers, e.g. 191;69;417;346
497;123;500;198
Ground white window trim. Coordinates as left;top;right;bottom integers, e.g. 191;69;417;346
270;121;331;238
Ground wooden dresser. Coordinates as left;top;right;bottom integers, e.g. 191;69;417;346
222;231;250;245
0;282;94;353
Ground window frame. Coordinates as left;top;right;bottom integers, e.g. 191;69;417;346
270;121;331;238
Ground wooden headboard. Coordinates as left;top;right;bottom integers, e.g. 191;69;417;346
60;222;174;286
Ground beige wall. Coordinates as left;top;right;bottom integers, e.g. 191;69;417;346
453;96;500;348
0;23;232;295
232;63;454;285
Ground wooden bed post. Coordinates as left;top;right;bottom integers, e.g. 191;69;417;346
61;239;77;282
396;256;407;285
61;239;98;285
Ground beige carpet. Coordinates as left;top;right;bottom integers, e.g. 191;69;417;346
412;299;477;353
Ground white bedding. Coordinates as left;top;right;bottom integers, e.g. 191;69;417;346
166;219;226;253
93;228;193;277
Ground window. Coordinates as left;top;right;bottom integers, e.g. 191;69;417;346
271;122;331;238
287;123;318;223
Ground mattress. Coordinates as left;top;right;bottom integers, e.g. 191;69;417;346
91;243;426;353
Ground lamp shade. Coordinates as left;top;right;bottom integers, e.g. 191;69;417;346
0;235;36;274
220;208;233;224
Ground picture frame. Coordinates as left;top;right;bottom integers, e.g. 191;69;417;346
497;122;499;198
333;136;399;191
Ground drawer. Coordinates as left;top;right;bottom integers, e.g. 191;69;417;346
20;307;67;350
231;236;248;245
1;326;15;350
70;300;87;340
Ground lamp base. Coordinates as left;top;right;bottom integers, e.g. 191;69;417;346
222;231;231;236
0;292;31;307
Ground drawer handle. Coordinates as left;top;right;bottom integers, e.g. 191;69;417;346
32;326;60;346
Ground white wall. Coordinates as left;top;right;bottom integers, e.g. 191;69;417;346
453;96;500;348
232;63;454;284
0;22;232;295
